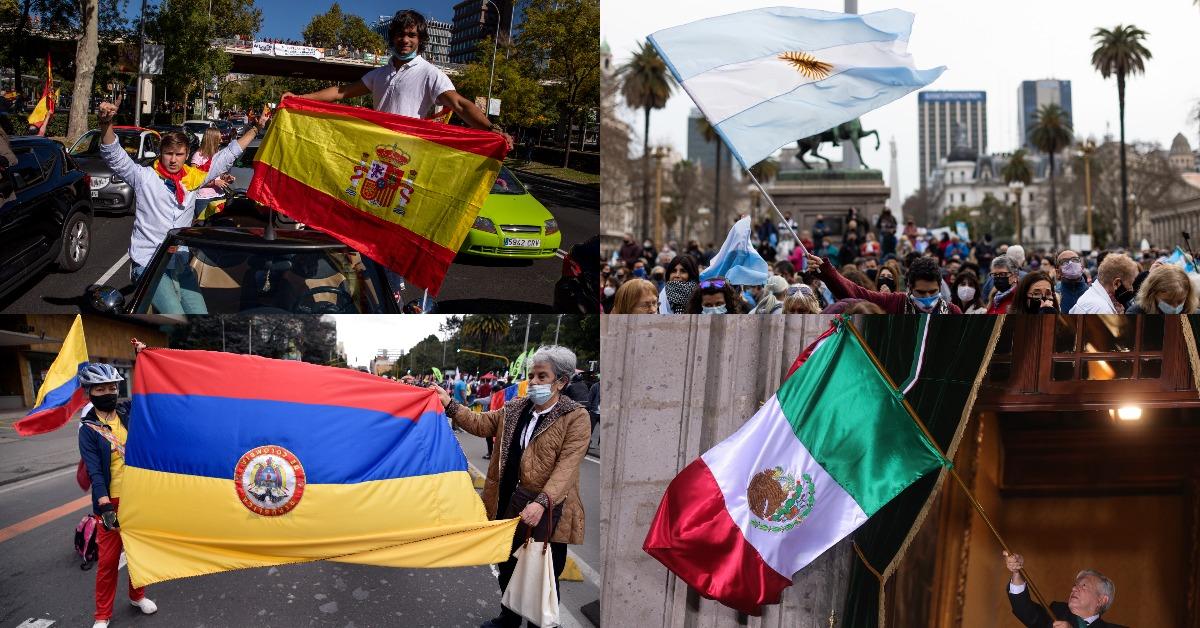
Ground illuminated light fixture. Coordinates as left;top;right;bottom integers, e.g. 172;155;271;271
1107;405;1143;422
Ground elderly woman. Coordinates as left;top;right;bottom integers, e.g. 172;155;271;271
1127;265;1197;314
435;346;591;628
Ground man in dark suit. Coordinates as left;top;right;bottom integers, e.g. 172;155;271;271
1003;551;1127;628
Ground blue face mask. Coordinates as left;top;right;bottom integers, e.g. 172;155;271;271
702;305;727;314
911;294;940;311
1157;300;1185;315
392;49;417;63
632;267;647;278
529;383;554;405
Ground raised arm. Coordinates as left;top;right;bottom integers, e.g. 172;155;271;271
281;81;369;104
96;100;142;184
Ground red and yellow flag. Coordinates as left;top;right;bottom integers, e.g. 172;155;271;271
26;54;54;136
248;96;507;295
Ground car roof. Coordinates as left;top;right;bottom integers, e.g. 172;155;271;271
170;227;350;251
112;125;156;133
9;135;60;147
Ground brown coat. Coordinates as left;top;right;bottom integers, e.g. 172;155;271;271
450;394;590;544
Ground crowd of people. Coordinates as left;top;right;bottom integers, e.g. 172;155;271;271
604;207;1199;316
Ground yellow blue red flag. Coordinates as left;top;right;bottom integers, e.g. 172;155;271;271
119;349;518;588
14;315;88;436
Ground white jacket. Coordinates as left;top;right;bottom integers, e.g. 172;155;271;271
1069;280;1117;314
101;139;242;266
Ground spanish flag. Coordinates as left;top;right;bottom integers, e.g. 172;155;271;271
26;54;55;136
14;315;88;436
248;96;507;295
119;349;518;588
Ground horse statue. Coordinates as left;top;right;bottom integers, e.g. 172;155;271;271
795;118;881;170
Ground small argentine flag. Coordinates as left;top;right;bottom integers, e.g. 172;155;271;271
648;7;945;169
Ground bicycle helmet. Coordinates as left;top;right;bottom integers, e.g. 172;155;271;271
78;363;124;388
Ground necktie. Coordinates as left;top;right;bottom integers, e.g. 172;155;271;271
1076;618;1089;628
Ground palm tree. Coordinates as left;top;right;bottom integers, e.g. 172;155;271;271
1028;103;1074;247
696;117;725;243
1092;24;1151;248
1002;149;1033;243
460;315;511;359
618;42;674;244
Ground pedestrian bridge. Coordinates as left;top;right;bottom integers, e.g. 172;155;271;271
214;39;466;82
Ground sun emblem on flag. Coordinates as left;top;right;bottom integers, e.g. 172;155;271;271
747;466;815;533
778;51;833;80
234;445;306;516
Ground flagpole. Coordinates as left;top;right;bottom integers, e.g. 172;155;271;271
841;316;1057;621
744;168;807;255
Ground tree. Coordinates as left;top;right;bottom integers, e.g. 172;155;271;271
66;0;98;141
456;38;551;133
1001;149;1033;243
1092;24;1151;248
168;316;337;364
941;194;1013;244
460;315;513;359
302;3;383;52
519;0;600;169
696;116;726;244
666;159;705;243
618;40;672;241
1028;103;1073;247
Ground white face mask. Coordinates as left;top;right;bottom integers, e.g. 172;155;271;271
956;285;976;303
603;286;616;297
702;305;727;314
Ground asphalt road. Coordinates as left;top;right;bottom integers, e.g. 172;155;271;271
0;411;602;628
0;172;599;314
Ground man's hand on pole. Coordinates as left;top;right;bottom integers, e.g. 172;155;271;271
1003;550;1026;585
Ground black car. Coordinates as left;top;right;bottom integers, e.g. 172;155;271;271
0;136;93;299
68;127;161;214
91;222;401;314
554;235;600;313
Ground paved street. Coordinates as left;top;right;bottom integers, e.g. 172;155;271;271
0;172;598;314
0;411;602;627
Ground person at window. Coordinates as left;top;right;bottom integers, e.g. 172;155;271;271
1003;551;1126;628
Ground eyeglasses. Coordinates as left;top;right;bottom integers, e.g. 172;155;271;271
1058;257;1081;265
700;279;727;289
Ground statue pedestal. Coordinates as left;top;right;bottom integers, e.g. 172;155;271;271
766;148;891;242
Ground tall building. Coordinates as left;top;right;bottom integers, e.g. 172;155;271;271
686;108;732;175
887;136;902;221
372;14;452;64
1017;79;1072;149
917;91;987;188
449;0;515;64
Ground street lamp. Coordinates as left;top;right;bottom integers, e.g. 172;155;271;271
482;0;501;120
1073;139;1097;248
1009;180;1025;244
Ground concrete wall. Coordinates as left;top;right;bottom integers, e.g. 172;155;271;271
600;314;856;628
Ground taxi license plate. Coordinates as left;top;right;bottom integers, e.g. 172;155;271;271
90;191;99;198
504;238;540;248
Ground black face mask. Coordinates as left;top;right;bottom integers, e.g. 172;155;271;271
90;393;119;412
1114;281;1135;307
993;276;1012;292
877;277;896;291
1026;297;1055;313
865;269;878;281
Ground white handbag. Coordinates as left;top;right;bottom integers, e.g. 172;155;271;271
501;522;560;627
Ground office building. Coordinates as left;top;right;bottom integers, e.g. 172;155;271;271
1017;79;1072;149
917;91;987;187
449;0;515;64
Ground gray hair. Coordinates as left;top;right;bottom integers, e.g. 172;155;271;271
991;256;1015;273
527;345;577;381
1076;570;1115;614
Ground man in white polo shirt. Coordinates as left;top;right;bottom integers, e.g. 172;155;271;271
285;9;513;150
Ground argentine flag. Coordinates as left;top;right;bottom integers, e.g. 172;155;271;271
648;7;945;169
701;216;770;286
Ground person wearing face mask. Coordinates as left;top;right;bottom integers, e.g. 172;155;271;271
1011;271;1060;314
810;253;961;314
77;352;159;628
1069;253;1140;314
283;10;512;149
618;234;643;268
1055;249;1089;313
601;276;619;312
952;270;988;314
750;275;789;314
1127;265;1197;314
985;256;1018;314
660;255;700;314
685;278;745;314
435;346;590;628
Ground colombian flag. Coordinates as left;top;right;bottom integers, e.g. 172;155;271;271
248;96;507;295
14;315;88;436
26;54;54;136
119;349;518;588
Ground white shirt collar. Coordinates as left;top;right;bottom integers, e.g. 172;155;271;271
1082;614;1100;624
531;400;558;417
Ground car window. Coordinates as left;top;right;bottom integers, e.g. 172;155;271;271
183;123;209;135
10;148;44;190
32;145;59;177
68;131;98;156
143;133;159;155
492;168;526;195
69;131;140;156
233;146;258;168
141;244;382;314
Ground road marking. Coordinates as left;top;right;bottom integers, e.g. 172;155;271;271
16;619;56;628
0;467;76;495
95;252;130;286
0;495;90;544
566;549;600;587
584;455;599;464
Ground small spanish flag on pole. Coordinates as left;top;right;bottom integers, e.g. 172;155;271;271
26;54;55;137
248;96;507;295
14;315;89;436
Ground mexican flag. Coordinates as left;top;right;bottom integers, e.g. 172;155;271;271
643;319;946;615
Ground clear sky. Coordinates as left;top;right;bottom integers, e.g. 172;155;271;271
329;314;446;368
121;1;458;40
602;0;1200;203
